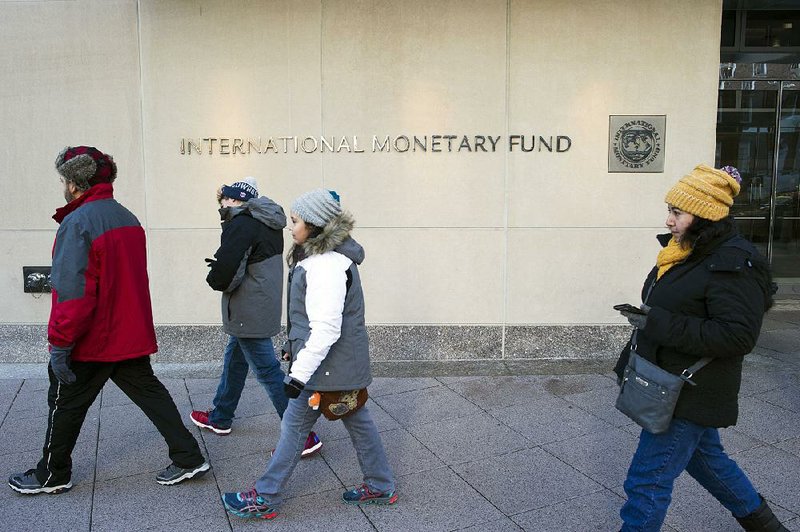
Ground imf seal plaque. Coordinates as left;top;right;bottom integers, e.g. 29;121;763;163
608;115;666;173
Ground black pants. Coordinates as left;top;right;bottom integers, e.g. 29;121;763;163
36;355;204;486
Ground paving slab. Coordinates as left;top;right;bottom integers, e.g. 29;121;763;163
360;467;504;531
489;394;615;446
536;373;618;396
775;436;800;458
0;379;22;398
140;511;233;532
321;426;445;486
733;445;800;514
406;410;529;466
96;427;186;481
758;383;800;413
736;395;800;444
756;328;800;354
91;470;220;532
6;479;94;531
718;427;767;455
371;385;484;427
7;389;54;420
368;376;442;397
440;375;551;410
452;447;602;517
19;378;49;394
458;516;524;531
511;488;625;532
198;412;281;462
542;426;638;490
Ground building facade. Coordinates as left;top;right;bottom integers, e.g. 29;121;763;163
4;0;784;373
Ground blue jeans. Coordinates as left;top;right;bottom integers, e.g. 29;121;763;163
621;418;762;531
255;389;395;507
208;336;288;429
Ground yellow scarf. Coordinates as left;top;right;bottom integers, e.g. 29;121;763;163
656;237;692;279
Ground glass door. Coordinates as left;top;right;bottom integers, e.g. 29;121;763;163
775;83;800;277
716;80;800;278
716;81;779;260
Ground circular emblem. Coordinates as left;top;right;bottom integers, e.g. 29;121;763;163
612;119;663;169
619;127;655;163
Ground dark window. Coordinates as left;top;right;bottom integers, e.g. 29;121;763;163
744;11;800;48
721;10;738;48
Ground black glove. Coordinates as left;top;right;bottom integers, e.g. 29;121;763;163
204;258;215;268
621;304;651;330
49;344;77;385
283;375;305;399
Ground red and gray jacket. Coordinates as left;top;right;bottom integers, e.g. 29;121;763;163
48;183;157;362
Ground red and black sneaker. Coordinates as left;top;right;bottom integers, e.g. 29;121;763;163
302;431;322;457
189;410;232;435
270;431;323;458
342;483;398;505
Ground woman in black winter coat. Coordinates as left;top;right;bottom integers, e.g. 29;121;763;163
614;164;786;532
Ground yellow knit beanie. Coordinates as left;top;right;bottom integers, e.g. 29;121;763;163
664;164;741;221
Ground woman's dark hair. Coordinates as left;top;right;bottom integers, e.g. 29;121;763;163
287;222;324;266
682;215;736;254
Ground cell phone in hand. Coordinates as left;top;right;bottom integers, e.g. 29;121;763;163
613;303;647;315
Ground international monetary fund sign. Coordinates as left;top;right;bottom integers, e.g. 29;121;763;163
608;115;666;173
179;134;572;155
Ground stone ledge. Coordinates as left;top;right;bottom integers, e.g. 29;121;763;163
0;324;631;365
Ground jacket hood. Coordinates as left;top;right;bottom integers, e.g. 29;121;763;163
303;211;364;264
246;196;287;229
219;196;287;230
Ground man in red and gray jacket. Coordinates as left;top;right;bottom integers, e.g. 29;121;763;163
8;146;209;495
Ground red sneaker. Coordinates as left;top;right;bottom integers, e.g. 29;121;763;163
302;431;322;457
189;410;232;435
270;431;323;458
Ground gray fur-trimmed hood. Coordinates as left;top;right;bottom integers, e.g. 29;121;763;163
219;196;286;230
303;211;364;264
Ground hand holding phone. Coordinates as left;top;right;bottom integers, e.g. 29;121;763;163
613;303;648;315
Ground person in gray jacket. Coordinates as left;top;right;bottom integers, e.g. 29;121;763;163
190;179;321;457
221;188;396;520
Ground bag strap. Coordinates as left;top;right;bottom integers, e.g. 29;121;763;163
680;357;712;386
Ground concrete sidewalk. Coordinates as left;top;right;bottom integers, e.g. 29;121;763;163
2;309;799;531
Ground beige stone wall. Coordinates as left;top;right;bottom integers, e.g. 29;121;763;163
0;0;722;328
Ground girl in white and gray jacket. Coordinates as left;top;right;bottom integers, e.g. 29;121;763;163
221;189;397;520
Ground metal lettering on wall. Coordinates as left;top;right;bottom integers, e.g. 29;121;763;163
608;115;666;173
178;134;572;155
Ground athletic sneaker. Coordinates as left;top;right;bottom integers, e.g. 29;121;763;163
156;462;210;485
302;431;322;457
222;489;278;520
342;483;398;505
8;469;72;495
190;410;232;435
270;431;323;458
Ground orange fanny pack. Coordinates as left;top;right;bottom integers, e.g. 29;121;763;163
309;389;368;421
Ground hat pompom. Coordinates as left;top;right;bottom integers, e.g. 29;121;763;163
720;165;742;185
